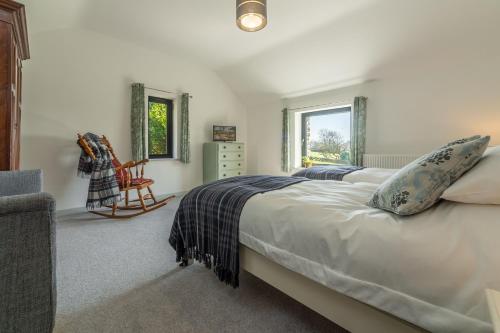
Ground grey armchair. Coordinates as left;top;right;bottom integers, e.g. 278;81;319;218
0;170;56;333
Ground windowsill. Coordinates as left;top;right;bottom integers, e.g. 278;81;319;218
148;157;179;162
292;163;349;170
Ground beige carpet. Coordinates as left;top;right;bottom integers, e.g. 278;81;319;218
54;196;348;333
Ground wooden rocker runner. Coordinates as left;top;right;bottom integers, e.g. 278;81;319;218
77;133;175;218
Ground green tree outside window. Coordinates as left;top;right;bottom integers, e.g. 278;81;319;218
148;102;168;155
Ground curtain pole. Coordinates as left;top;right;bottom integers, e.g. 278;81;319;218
144;86;193;98
286;100;351;111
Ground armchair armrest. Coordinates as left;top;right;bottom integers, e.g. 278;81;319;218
0;192;55;216
115;161;136;171
0;192;56;332
0;170;42;197
114;160;149;187
134;159;149;166
117;159;149;170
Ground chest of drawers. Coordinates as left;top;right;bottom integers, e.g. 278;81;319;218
203;142;245;183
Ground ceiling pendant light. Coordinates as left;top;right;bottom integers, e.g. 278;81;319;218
236;0;267;32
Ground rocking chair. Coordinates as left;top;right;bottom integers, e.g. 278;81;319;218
77;133;175;218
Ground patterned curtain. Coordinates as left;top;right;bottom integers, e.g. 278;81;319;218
351;96;367;166
179;93;190;163
131;83;146;161
281;108;290;172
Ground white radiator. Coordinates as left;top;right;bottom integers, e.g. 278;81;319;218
363;154;421;169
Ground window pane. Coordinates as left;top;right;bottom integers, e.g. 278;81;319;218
148;101;168;156
303;110;351;165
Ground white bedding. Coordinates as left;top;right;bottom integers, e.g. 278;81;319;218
239;180;500;333
343;167;398;184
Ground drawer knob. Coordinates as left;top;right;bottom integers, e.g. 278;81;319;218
238;146;241;149
238;172;241;175
238;154;241;157
238;163;241;166
223;155;226;158
223;146;227;149
223;164;226;167
223;174;226;177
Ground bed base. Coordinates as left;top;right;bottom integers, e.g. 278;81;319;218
240;245;427;333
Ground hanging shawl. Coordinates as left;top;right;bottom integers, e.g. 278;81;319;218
77;132;121;209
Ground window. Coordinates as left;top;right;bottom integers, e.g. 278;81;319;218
301;106;351;165
148;96;174;159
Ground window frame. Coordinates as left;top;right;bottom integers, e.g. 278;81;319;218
147;96;174;159
300;106;352;165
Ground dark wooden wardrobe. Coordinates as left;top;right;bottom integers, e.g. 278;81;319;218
0;0;29;171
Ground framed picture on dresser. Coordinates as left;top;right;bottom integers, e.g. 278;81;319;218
213;125;237;142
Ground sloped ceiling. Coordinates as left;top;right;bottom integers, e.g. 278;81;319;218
21;0;500;106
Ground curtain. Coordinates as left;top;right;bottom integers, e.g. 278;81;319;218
179;93;190;163
281;108;290;172
351;96;367;166
131;83;146;161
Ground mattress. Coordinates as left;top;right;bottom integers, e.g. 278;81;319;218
239;180;499;333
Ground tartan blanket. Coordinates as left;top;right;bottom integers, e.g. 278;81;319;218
77;132;121;209
169;175;309;288
292;165;365;180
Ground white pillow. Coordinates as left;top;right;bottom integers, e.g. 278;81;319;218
442;146;500;204
485;146;497;154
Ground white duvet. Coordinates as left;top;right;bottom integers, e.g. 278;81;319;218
239;180;500;333
343;167;398;184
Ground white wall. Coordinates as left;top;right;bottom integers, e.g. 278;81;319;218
247;52;500;175
246;100;284;175
19;13;500;206
21;29;247;210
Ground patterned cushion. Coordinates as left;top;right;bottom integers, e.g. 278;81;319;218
440;135;481;148
368;136;490;215
130;178;153;186
111;159;128;186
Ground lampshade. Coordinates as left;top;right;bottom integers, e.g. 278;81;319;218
236;0;267;32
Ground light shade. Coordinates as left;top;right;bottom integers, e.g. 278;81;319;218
236;0;267;32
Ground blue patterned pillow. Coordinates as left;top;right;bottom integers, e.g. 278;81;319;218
368;136;490;215
440;135;481;148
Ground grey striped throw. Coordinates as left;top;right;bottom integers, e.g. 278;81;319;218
292;165;364;180
169;175;309;287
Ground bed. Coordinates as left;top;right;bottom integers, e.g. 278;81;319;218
342;167;397;184
238;178;499;333
170;162;498;333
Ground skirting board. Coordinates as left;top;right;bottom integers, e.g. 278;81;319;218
240;245;427;333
